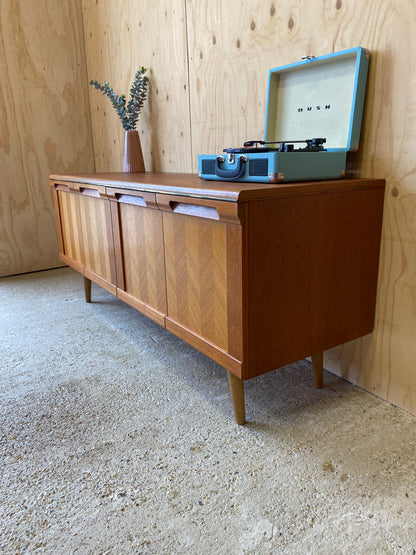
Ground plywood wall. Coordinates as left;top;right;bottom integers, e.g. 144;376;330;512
0;0;94;277
318;1;416;416
82;0;192;173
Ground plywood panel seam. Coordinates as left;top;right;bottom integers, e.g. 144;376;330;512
79;0;96;174
184;0;195;172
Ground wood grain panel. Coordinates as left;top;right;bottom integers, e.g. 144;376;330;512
79;194;116;286
118;202;167;314
245;184;385;379
57;191;85;267
225;222;244;362
163;211;230;352
81;0;191;173
0;0;94;276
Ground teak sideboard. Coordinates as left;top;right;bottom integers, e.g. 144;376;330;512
50;172;385;424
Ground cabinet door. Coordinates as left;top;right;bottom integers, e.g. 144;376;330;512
54;185;85;272
77;185;118;292
158;194;244;373
114;190;167;326
52;181;118;294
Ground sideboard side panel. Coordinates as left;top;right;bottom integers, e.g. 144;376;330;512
246;186;385;378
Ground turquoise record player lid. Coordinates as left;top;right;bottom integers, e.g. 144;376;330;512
264;47;370;152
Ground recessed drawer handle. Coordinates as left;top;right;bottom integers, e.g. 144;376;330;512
80;187;100;197
54;183;70;192
169;202;219;220
116;193;147;207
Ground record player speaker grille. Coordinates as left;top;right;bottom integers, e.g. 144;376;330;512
201;159;216;175
248;159;268;177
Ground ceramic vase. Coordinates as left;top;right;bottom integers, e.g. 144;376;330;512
123;130;145;173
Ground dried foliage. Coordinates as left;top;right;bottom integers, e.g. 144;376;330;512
90;67;149;131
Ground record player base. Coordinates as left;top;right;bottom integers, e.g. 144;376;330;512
50;172;384;425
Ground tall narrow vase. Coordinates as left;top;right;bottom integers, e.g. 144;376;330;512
123;130;145;173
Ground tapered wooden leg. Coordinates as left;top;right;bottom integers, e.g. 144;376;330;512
311;351;324;389
227;371;246;425
83;276;92;303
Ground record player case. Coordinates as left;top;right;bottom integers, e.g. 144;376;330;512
198;46;370;183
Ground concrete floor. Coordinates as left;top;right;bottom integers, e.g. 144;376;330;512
1;267;415;554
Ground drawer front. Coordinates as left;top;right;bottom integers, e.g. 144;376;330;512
156;193;242;224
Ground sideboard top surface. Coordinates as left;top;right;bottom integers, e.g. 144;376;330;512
49;172;385;202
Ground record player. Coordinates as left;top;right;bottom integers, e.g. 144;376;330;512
198;46;370;183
